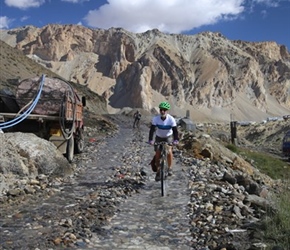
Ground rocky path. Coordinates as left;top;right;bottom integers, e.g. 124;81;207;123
0;114;282;250
0;115;192;249
86;122;192;249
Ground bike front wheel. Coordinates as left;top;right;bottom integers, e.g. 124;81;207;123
160;160;166;196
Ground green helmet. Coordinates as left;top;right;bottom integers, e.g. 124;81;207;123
159;101;170;110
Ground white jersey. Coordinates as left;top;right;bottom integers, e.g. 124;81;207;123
151;114;177;138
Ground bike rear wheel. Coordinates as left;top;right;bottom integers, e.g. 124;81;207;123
157;143;168;196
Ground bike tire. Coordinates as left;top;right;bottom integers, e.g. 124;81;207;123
160;159;165;196
66;135;74;163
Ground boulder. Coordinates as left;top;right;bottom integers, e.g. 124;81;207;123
0;132;72;177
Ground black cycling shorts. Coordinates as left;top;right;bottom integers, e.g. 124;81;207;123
154;136;173;151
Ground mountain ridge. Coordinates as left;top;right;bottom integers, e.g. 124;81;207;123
1;24;290;122
0;39;107;115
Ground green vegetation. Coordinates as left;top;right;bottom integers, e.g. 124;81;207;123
225;143;239;153
263;183;290;249
225;144;290;180
226;143;290;249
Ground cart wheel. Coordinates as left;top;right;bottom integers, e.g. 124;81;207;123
66;136;74;163
74;128;84;154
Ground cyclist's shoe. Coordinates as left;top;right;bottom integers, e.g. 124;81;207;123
168;169;173;176
155;172;161;182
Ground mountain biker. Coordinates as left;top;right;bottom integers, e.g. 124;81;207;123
133;110;142;128
148;101;179;181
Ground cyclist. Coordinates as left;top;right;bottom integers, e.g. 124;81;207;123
133;110;142;128
148;101;179;181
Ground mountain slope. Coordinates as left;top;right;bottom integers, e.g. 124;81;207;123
0;39;59;90
1;25;290;122
0;39;107;114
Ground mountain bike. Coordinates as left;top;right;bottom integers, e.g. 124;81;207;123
133;118;140;129
155;141;172;196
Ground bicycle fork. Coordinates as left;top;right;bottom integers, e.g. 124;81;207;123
160;146;168;196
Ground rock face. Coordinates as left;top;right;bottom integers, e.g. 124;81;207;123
1;24;290;121
0;132;73;193
0;39;108;116
0;132;71;176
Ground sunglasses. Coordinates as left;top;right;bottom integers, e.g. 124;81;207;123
159;109;167;112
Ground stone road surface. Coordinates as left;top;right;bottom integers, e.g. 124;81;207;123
85;122;192;249
0;115;194;250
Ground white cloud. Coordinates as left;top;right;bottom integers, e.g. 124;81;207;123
0;16;13;29
4;0;45;10
261;9;268;18
61;0;90;3
84;0;246;33
61;0;89;3
20;16;30;22
253;0;280;7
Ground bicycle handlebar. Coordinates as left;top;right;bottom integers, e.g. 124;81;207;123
153;141;173;146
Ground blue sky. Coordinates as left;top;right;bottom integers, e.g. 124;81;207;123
0;0;289;50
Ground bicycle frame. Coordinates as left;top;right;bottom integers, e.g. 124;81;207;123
133;118;140;129
155;142;171;196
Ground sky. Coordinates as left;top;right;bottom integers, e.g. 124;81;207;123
0;0;289;50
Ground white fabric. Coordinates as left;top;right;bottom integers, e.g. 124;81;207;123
151;114;176;138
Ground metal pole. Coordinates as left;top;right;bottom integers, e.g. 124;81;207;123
230;121;237;145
